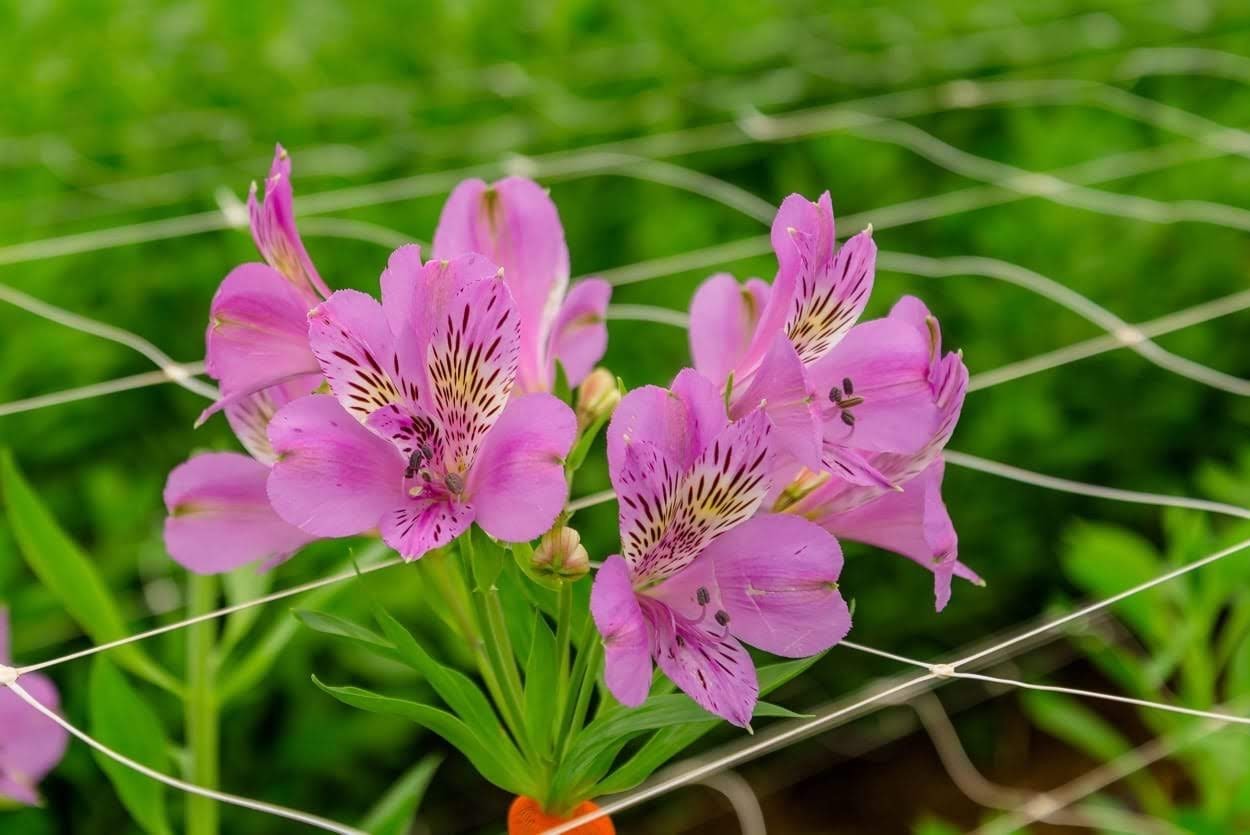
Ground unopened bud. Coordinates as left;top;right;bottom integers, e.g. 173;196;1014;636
534;526;590;580
576;368;620;431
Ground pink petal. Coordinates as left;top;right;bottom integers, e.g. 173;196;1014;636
607;369;727;476
380;497;475;561
783;227;876;366
248;144;330;301
817;459;974;611
267;395;403;537
224;376;322;465
0;670;68;806
426;277;520;468
732;334;821;469
433;177;570;393
164;453;315;574
591;556;653;707
550;278;611;388
674;514;851;657
308;289;413;422
688;273;769;387
810;316;939;454
615;440;682;568
468;393;575;542
634;408;773;583
203;263;321;410
646;597;758;728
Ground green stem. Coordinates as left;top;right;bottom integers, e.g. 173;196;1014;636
554;617;601;762
478;584;530;755
553;581;573;728
186;575;220;835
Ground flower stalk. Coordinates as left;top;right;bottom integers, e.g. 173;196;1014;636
185;574;220;835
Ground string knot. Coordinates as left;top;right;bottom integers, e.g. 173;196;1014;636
929;663;956;679
0;664;19;686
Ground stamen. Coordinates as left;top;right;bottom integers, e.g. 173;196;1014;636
841;411;856;427
842;377;854;396
695;587;710;607
714;610;731;627
829;387;843;404
443;472;465;494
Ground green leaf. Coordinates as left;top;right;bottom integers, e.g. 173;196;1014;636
524;612;559;758
565;411;608;475
590;653;824;796
1;451;178;695
466;525;504;593
88;658;173;835
313;677;532;796
294;609;403;665
553;361;573;405
1062;521;1175;645
358;754;442;835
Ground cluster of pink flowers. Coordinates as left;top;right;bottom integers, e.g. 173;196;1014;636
162;147;975;728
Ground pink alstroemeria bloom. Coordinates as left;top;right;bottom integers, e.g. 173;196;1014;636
591;370;851;727
688;192;877;475
0;609;69;806
265;245;577;559
163;145;325;574
778;298;976;610
433;177;611;394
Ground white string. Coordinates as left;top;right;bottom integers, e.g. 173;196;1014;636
2;680;364;835
944;450;1250;521
605;304;691;328
0;362;206;417
694;772;767;835
0;282;218;400
566;489;617;514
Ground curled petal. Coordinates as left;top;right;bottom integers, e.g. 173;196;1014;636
224;376;322;465
202;263;321;418
607;369;727;477
164;453;315;574
468;393;575;543
433;177;570;392
248;144;330;300
267;395;403;537
688;273;769;387
550;278;611;388
783;227;876;366
732;334;821;469
591;556;653;707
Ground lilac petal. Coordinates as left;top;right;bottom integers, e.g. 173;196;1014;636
821;444;895;489
0;670;68;806
224;376;322;465
380;497;475;561
647;598;757;728
468;393;575;542
741;192;836;372
202;263;321;412
634;408;773;583
615;440;682;568
591;556;654;707
550;278;611;388
688;273;769;387
817;459;974;611
267;395;403;537
248;144;330;300
673;514;851;657
308;289;414;422
810;316;938;454
433;177;570;392
783;227;876;366
426;277;521;468
731;334;821;469
164;453;315;574
607;369;727;477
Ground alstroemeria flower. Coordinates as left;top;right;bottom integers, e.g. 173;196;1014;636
0;609;69;806
265;245;577;559
163;146;327;574
777;300;975;610
591;370;851;727
433;177;611;393
689;192;877;475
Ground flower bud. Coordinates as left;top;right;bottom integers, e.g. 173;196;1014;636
533;526;590;580
576;368;620;431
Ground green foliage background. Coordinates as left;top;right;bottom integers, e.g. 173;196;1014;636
3;1;1250;832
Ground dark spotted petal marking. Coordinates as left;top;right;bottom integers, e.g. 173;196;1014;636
224;376;321;465
426;278;520;472
617;441;682;567
634;408;773;583
308;289;412;422
785;229;876;366
365;403;444;463
381;496;474;561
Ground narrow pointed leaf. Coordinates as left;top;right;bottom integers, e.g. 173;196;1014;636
358;754;443;835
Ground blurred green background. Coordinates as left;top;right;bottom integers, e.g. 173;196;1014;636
4;1;1250;832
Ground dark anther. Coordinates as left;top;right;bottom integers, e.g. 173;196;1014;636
829;387;843;403
714;609;731;627
842;377;854;396
419;443;434;458
841;411;856;427
421;471;432;482
443;472;465;494
696;586;711;606
675;634;686;647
